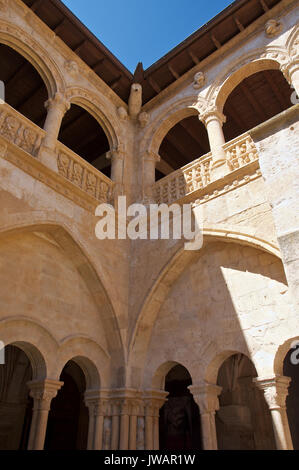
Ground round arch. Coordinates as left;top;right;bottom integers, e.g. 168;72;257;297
128;231;283;388
65;87;123;151
56;336;109;388
0;318;52;380
0;216;125;385
274;336;299;376
143;95;208;156
0;21;64;98
206;47;290;112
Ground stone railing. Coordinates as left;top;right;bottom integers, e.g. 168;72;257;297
154;133;259;204
154;152;212;204
56;142;114;203
225;132;258;170
0;102;44;157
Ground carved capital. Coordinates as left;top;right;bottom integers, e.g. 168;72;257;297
143;390;168;417
106;146;126;162
27;379;63;411
265;19;283;38
280;60;299;84
45;92;70;114
253;376;291;410
199;106;226;127
189;383;222;414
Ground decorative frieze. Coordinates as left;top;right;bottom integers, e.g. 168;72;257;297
153;133;259;205
57;143;114;204
0;103;44;157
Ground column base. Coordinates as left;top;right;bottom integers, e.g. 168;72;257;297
38;145;58;173
210;159;230;182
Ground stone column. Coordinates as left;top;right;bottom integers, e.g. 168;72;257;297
27;379;63;450
254;376;293;450
38;92;70;171
129;401;141;450
84;390;109;450
200;107;228;181
189;383;222;450
281;60;299;99
144;390;168;450
143;151;160;203
111;400;120;450
106;147;125;199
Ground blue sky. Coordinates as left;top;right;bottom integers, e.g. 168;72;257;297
62;0;234;72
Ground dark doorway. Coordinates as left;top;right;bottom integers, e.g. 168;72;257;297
159;364;202;450
216;353;276;450
0;345;33;450
45;360;89;450
283;347;299;449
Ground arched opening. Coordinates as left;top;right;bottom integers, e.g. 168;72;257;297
159;364;202;450
283;346;299;449
216;353;276;450
0;345;33;450
0;43;48;127
58;104;111;177
45;359;89;450
223;69;294;141
157;115;210;181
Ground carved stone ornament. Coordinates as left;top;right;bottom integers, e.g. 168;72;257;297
265;19;283;38
117;106;128;121
138;111;149;128
193;71;205;89
65;60;79;78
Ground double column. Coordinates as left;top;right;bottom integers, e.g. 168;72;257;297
27;379;63;450
84;389;110;450
39;92;70;170
189;383;222;450
199;107;228;181
254;375;293;450
144;390;168;450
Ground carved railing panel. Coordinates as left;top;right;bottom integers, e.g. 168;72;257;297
0;103;44;156
154;133;259;204
57;142;114;203
154;153;212;204
225;133;258;170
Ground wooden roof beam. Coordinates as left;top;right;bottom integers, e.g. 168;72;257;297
211;34;221;49
239;82;265;122
263;70;289;109
168;64;180;80
178;120;207;156
31;0;43;12
188;50;199;65
147;76;161;93
108;75;122;90
259;0;269;12
233;16;245;32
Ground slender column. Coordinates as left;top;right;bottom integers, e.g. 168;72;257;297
144;390;168;450
281;60;299;98
27;379;63;450
42;93;70;149
119;400;130;450
111;401;120;450
84;390;109;450
254;376;293;450
189;383;222;450
143;151;160;203
199;107;228;180
38;92;70;171
129;402;139;450
106;147;125;199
